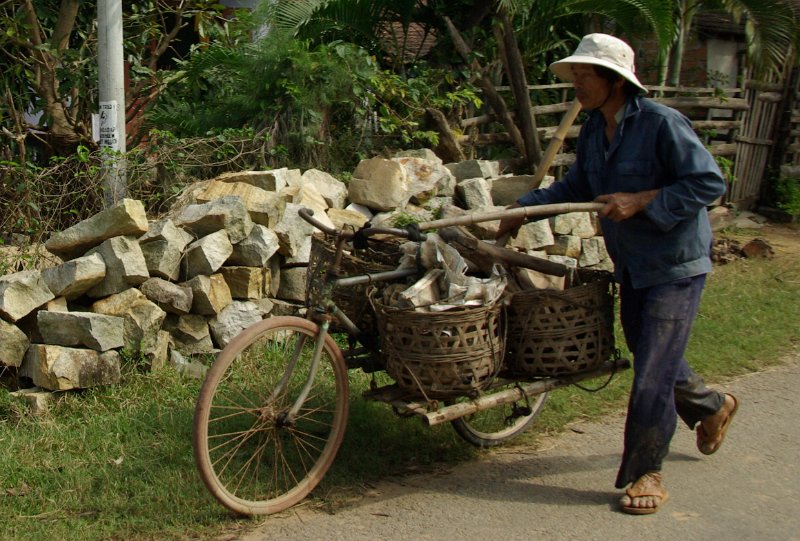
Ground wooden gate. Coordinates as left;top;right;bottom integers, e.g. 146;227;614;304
730;78;785;207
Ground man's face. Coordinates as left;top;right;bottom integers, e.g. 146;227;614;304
571;64;612;110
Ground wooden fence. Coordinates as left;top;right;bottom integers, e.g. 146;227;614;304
455;82;783;208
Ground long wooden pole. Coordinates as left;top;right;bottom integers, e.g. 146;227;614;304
417;202;604;231
492;99;585;247
530;100;583;189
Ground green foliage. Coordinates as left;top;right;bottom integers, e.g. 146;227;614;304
368;65;482;148
146;36;380;172
775;175;800;218
0;1;229;160
392;212;422;227
716;155;736;184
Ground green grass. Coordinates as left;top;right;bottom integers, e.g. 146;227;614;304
1;232;799;540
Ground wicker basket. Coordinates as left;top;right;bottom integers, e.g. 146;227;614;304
306;233;403;332
372;293;505;398
505;269;615;377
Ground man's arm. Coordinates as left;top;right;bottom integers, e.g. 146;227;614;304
643;115;727;231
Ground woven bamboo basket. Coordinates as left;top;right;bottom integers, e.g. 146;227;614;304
371;293;505;398
505;269;615;376
306;233;403;332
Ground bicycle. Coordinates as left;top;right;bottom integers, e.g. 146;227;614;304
192;203;629;516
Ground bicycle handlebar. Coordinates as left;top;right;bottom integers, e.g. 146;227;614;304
298;207;416;241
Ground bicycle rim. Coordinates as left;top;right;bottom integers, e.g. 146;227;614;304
193;316;349;515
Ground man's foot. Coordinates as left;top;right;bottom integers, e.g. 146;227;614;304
696;393;739;455
619;472;669;515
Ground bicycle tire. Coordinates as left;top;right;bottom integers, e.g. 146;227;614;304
450;389;548;448
193;316;349;515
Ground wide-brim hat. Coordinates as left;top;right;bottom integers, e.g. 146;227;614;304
550;33;648;94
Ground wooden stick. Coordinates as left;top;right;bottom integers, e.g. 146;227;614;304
438;226;570;277
493;100;585;247
530;99;583;189
417;202;604;231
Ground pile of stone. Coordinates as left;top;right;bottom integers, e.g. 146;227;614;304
0;149;611;407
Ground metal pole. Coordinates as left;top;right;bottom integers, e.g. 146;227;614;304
97;0;127;206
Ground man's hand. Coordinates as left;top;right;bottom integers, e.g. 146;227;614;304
595;190;658;222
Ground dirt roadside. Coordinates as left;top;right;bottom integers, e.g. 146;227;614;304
235;353;799;541
233;223;800;541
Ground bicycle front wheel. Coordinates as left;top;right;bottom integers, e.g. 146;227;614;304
193;316;349;516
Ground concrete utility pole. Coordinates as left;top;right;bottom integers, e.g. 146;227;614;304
97;0;127;206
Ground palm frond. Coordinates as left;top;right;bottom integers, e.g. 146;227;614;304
717;0;799;78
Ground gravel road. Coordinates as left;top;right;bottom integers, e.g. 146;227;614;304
237;354;800;541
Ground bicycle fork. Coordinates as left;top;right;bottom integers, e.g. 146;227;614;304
271;320;332;427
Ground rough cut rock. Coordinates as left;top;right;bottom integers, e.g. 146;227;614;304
220;267;265;300
445;159;500;181
174;195;254;244
138;218;193;280
163;314;214;354
86;236;150;298
552;212;597;238
393;156;454;201
45;198;149;260
228;225;280;268
0;270;55;322
208;300;266;348
22;345;122;391
0;319;30;367
548;235;582;258
183;230;233;280
139;277;194;315
184;274;233;315
41;253;106;300
274;203;318;257
491;175;548;206
276;267;307;303
508;220;555;251
349;158;408;211
458;178;494;209
37;311;125;352
196;180;286;229
327;208;369;231
300;168;348;209
91;288;167;354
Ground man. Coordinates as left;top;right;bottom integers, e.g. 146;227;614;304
497;33;739;515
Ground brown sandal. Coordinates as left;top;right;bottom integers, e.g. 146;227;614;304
697;393;739;455
620;472;669;515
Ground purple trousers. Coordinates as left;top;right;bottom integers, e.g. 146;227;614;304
615;272;725;489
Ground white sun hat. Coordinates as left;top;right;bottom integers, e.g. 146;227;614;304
550;33;648;94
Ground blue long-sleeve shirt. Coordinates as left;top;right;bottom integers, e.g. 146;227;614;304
517;95;727;289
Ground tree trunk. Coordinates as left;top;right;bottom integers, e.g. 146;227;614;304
668;0;700;87
444;17;527;161
21;0;85;153
495;9;542;170
426;108;466;163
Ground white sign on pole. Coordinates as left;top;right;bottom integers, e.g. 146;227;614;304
99;100;120;150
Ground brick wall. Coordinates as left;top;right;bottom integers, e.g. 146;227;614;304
634;35;710;87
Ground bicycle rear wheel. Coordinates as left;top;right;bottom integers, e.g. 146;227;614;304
193;316;349;515
450;388;548;448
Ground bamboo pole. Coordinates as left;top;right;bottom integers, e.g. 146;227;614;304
421;357;631;426
530;100;583;190
417;202;604;231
